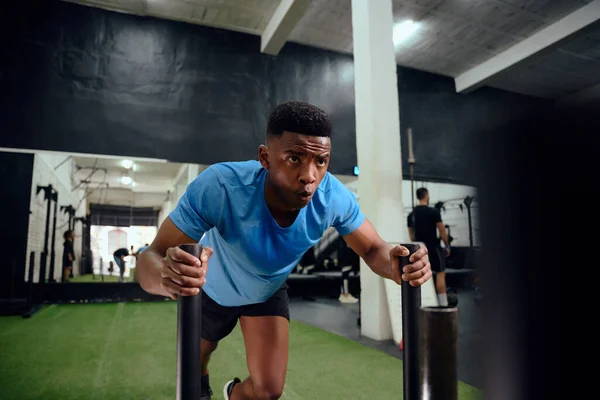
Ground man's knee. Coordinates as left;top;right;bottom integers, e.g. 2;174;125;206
253;378;284;400
201;339;218;354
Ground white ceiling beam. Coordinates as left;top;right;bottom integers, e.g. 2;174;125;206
261;0;311;56
555;83;600;107
455;0;600;93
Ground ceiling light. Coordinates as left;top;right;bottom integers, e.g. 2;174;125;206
393;20;419;46
121;176;133;185
122;159;134;169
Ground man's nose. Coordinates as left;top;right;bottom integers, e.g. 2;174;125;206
299;164;316;185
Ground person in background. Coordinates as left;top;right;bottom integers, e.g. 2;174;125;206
407;187;451;306
135;243;150;258
113;247;129;283
62;230;75;283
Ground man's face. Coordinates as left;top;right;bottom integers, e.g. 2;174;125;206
259;131;331;210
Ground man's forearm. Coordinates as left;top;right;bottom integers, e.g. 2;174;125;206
440;231;450;247
362;242;394;280
136;249;170;297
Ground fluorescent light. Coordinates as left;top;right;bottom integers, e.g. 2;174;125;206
393;20;419;46
122;159;134;169
121;176;133;185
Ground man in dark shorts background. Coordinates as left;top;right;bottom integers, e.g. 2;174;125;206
407;187;451;306
113;247;129;283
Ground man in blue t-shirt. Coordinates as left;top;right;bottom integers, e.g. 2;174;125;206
136;101;432;400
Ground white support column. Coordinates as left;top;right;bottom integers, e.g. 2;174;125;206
187;164;200;184
352;0;404;341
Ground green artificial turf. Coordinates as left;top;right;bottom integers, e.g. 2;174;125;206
0;302;482;400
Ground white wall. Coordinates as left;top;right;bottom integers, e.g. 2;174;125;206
157;163;204;228
157;195;175;228
25;154;86;282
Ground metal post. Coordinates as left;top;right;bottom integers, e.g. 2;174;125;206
61;205;76;232
26;252;35;307
37;184;53;283
38;252;47;304
48;190;58;283
463;196;474;248
23;252;37;318
407;128;416;214
419;307;458;400
42;186;51;256
177;243;203;400
82;215;90;277
400;243;421;400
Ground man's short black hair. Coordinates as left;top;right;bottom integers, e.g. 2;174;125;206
416;187;429;200
266;101;332;138
63;230;73;240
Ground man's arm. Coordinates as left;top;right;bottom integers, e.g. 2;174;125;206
136;217;200;297
436;222;450;247
342;219;431;286
406;212;415;241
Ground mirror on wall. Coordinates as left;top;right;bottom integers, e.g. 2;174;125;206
17;149;206;285
10;147;480;289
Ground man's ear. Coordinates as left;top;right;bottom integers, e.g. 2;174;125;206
258;144;270;170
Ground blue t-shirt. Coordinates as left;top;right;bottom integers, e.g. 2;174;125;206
169;160;365;306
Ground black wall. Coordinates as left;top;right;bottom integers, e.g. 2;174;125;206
1;0;551;183
0;152;34;298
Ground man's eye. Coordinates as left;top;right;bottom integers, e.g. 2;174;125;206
317;159;327;166
289;156;300;163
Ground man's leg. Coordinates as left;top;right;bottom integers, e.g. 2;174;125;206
435;271;447;295
113;256;121;275
230;315;289;400
430;248;448;306
63;266;72;282
201;339;218;376
200;291;239;399
120;257;126;282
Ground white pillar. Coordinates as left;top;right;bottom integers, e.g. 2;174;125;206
187;164;200;184
352;0;404;341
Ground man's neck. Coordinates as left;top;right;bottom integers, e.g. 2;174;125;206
263;177;299;226
418;201;428;206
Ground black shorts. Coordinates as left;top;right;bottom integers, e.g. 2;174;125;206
429;247;446;273
201;284;290;342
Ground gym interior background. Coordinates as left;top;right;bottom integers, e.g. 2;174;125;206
1;0;594;398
